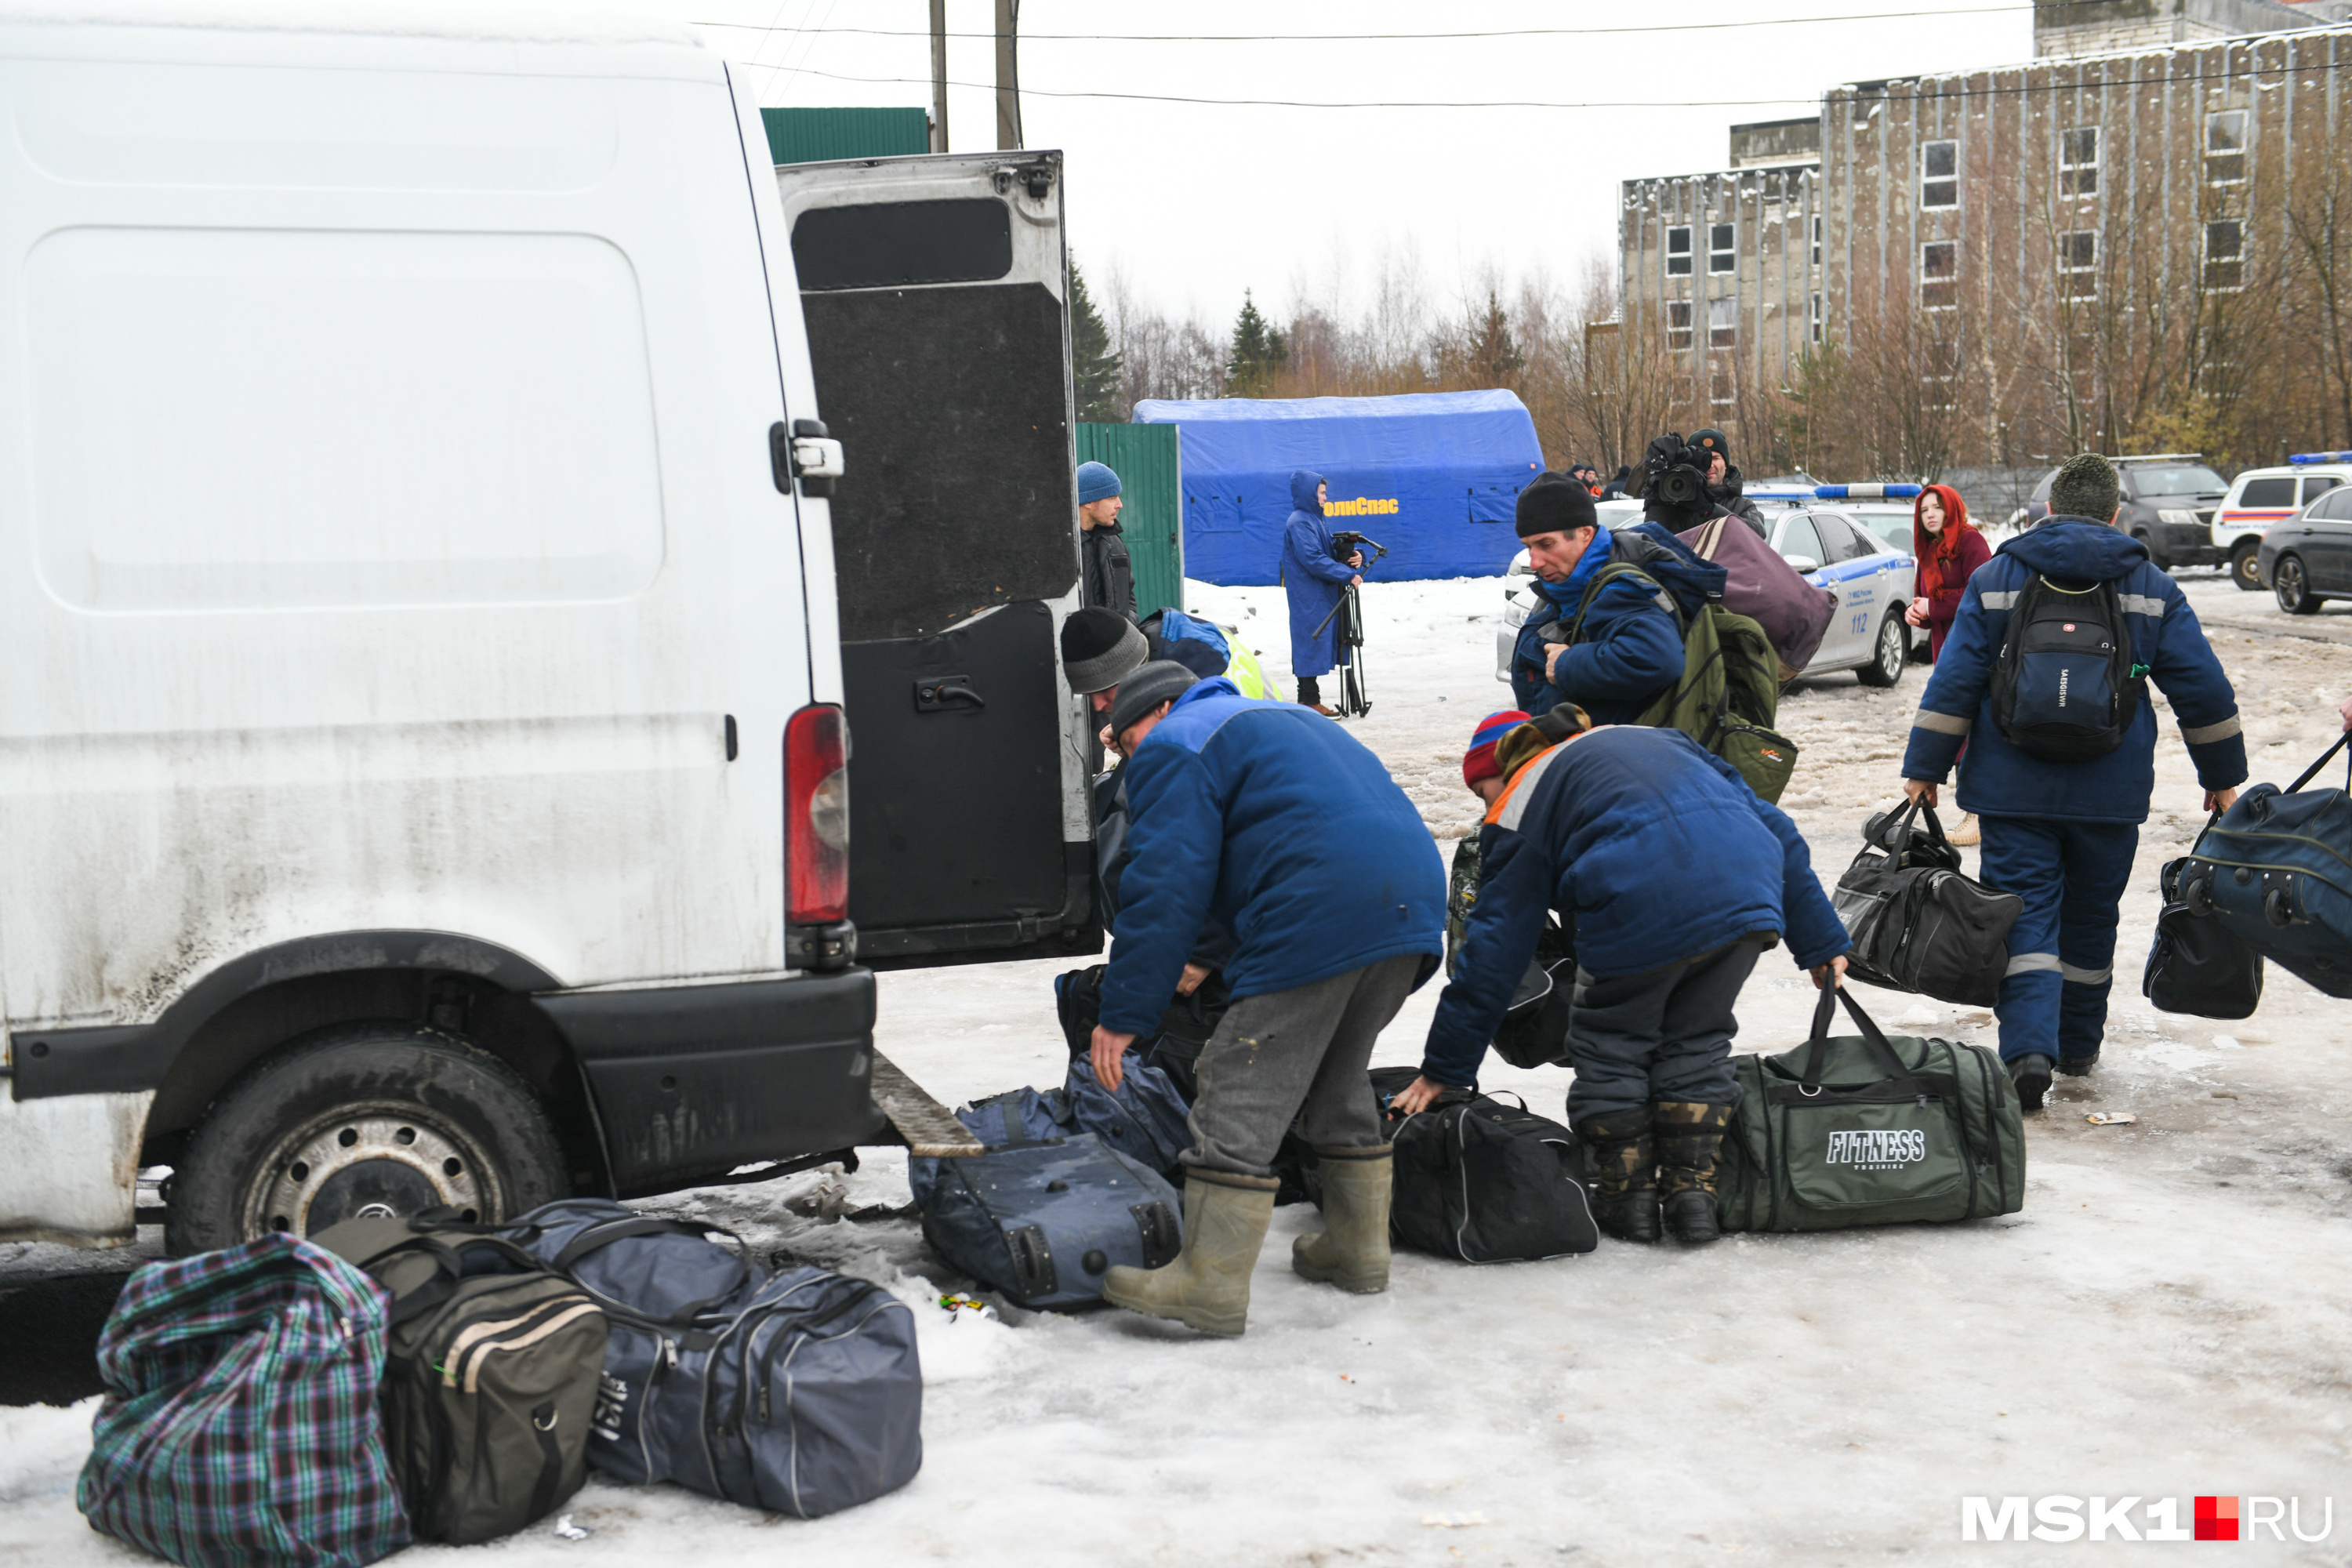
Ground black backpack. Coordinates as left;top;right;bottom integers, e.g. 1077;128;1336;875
1989;575;2143;760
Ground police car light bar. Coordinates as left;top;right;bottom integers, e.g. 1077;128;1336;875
2289;451;2352;464
1814;484;1922;499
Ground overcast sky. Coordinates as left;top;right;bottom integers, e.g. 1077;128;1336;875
651;0;2038;328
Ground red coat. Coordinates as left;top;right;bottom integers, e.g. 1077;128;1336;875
1912;485;1989;662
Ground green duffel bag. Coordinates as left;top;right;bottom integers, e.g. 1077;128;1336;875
1717;987;2025;1232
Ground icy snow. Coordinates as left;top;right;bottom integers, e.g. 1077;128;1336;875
5;573;2351;1566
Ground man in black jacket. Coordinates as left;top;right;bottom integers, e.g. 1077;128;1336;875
1076;461;1137;621
1686;427;1767;538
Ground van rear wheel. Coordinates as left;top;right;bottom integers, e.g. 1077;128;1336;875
165;1022;567;1255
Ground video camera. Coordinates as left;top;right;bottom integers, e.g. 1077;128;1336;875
1329;530;1389;567
1642;433;1710;513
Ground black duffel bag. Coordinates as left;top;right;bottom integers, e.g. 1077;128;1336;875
1363;1067;1597;1263
2144;810;2264;1019
1489;953;1575;1070
1833;799;2022;1006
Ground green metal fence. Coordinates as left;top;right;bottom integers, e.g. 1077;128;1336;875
759;107;929;165
1075;423;1184;617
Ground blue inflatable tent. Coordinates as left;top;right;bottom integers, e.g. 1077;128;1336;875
1131;390;1545;586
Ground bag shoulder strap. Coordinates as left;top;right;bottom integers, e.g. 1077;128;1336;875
1566;561;1675;644
2287;731;2352;794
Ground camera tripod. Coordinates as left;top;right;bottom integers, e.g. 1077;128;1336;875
1312;583;1372;718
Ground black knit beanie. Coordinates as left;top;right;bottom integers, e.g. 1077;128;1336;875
1515;470;1599;539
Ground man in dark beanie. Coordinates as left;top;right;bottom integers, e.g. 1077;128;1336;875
1686;427;1767;537
1076;460;1137;620
1504;470;1721;723
1087;663;1443;1337
1900;451;2245;1110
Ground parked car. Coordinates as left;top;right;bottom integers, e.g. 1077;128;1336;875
2212;455;2352;591
2019;454;2230;570
1;10;1093;1255
2257;477;2352;614
1496;496;1913;687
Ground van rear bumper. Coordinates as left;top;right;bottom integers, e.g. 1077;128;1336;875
533;969;889;1198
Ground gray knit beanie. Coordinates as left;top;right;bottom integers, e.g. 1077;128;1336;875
1062;607;1149;694
2048;452;2122;523
1106;661;1197;743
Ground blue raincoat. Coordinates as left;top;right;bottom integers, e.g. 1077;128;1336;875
1278;470;1357;678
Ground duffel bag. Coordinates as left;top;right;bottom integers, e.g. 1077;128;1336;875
314;1216;607;1545
1717;988;2025;1232
1064;1053;1193;1173
1835;798;2021;1006
1490;954;1576;1070
78;1235;412;1568
2182;733;2352;998
1678;510;1838;676
496;1198;923;1518
909;1133;1182;1309
1368;1066;1597;1263
1056;960;1228;1102
2144;810;2265;1019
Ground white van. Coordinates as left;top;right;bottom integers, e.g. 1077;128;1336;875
0;6;1092;1254
2210;457;2352;590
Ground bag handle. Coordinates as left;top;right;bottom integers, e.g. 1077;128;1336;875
2285;731;2352;795
1798;985;1918;1091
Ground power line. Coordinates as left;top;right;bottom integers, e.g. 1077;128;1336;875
691;5;2035;43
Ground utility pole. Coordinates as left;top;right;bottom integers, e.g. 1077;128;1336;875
928;0;949;153
993;0;1021;150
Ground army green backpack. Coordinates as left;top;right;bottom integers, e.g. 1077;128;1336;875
1566;562;1800;802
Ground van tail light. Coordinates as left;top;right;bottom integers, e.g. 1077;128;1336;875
786;704;850;925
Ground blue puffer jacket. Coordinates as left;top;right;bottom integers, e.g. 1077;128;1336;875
1900;519;2246;822
1280;470;1357;679
1421;726;1849;1088
1098;678;1445;1035
1509;523;1719;724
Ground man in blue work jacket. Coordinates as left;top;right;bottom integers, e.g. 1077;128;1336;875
1085;662;1444;1337
1900;452;2245;1111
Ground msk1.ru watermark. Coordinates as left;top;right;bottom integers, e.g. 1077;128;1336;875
1961;1496;2334;1542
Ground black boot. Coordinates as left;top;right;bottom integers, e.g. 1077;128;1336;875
2009;1053;2054;1112
1655;1102;1733;1244
1577;1109;1658;1244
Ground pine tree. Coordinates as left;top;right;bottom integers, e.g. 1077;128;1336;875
1467;290;1525;383
1069;259;1123;421
1225;290;1288;397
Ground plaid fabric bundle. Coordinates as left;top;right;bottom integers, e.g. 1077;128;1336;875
78;1234;412;1568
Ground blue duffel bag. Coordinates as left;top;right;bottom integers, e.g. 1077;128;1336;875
2181;733;2352;998
1064;1054;1192;1174
498;1199;921;1518
909;1134;1182;1310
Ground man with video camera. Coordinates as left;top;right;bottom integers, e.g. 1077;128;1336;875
1681;427;1768;538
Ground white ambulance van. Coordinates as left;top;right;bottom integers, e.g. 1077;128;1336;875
0;5;1093;1254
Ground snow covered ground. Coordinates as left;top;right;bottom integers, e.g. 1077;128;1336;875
6;570;2352;1566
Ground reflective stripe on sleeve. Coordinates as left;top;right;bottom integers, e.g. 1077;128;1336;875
2181;715;2242;745
1913;709;1973;736
1978;590;2018;609
2119;593;2166;618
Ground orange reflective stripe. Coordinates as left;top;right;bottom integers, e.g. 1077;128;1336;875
1484;743;1562;826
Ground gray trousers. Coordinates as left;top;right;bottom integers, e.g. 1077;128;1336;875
1564;938;1766;1127
1184;953;1426;1179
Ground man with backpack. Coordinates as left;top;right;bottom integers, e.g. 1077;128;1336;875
1393;708;1850;1245
1085;662;1445;1336
1900;452;2245;1110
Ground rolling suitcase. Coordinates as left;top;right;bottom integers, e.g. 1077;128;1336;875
909;1134;1182;1310
2180;733;2352;998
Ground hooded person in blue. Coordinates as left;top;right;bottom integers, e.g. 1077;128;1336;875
1083;663;1443;1337
1900;453;2245;1112
1279;470;1363;715
1507;471;1722;723
1396;710;1850;1246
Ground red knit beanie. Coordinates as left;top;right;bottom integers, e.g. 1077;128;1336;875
1463;710;1533;787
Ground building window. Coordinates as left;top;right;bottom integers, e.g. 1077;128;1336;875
2060;230;2097;299
1711;369;1736;405
2205;220;2244;290
1920;140;1958;209
1809;291;1825;343
1707;297;1738;350
1666;225;1693;277
1921;240;1958;310
1708;223;1736;274
1810;215;1823;267
2206;109;2249;184
2060;125;2099;197
1668;299;1694;351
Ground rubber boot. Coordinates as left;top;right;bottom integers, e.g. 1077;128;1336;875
1577;1108;1659;1244
2009;1053;2054;1112
1292;1145;1392;1294
1655;1101;1733;1244
1102;1169;1276;1338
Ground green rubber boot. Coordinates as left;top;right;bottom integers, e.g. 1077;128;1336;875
1102;1169;1277;1338
1577;1107;1659;1244
1291;1145;1393;1294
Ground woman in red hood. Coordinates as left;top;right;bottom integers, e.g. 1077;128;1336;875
1902;483;1989;662
1903;482;1990;844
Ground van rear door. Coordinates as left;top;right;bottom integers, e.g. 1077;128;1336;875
773;153;1094;968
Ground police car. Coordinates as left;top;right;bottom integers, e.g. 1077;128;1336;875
1497;489;1916;687
2211;452;2352;592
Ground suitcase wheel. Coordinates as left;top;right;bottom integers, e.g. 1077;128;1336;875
2264;885;2294;927
2184;877;2214;916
